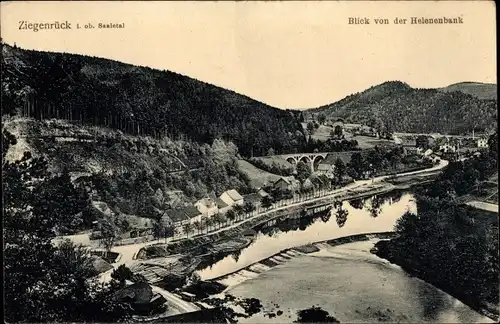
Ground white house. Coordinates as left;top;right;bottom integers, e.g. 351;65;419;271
439;143;457;153
316;163;335;179
194;198;219;217
219;189;244;207
424;149;433;157
477;138;489;148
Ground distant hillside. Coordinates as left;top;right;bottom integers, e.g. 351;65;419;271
310;81;497;135
439;82;497;100
1;43;306;157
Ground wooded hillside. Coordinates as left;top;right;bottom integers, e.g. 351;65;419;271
1;43;306;157
310;81;497;135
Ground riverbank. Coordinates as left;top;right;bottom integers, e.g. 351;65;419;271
198;237;493;324
207;231;396;283
135;175;433;280
373;239;499;322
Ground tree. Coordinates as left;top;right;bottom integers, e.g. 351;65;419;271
233;204;245;220
349;152;364;177
416;135;430;149
295;306;340;323
193;220;204;235
152;219;165;241
244;201;256;214
226;209;237;224
204;218;214;233
261;195;274;209
334;125;343;138
182;222;193;238
99;220;117;259
333;158;346;184
267;147;275;156
3;144;132;322
164;224;175;243
296;161;312;183
318;113;327;125
307;122;315;133
111;264;133;287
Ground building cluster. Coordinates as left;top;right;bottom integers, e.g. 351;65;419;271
161;189;265;228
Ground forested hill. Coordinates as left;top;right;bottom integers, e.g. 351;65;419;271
1;43;306;157
309;81;497;135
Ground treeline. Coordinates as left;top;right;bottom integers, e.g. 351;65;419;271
346;146;424;179
2;43;306;157
247;158;294;176
305;138;359;153
374;132;499;313
311;81;497;135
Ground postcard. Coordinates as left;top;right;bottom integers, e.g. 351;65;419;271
1;1;497;323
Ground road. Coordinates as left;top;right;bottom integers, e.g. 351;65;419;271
465;201;499;213
151;285;200;313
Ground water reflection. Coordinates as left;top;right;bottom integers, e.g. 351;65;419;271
197;190;412;280
349;198;364;210
365;195;384;218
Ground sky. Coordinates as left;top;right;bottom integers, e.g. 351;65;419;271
1;1;496;109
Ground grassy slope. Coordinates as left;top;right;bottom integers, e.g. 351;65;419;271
237;160;282;189
439;82;497;100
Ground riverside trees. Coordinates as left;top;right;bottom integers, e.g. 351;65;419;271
375;132;499;310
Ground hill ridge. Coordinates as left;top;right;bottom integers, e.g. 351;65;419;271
1;42;307;157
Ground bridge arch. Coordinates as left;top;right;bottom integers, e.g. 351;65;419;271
313;155;325;170
286;157;297;166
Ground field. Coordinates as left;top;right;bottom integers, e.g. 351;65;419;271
351;135;396;150
310;125;335;141
237;160;282;189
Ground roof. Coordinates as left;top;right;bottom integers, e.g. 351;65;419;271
113;282;153;305
344;123;362;128
223;189;243;201
196;198;216;208
274;177;291;185
166;206;201;223
215;198;228;208
91;256;113;273
184;206;202;218
244;193;262;204
320;152;353;166
317;164;332;171
258;189;269;197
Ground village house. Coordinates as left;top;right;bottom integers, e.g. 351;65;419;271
316;152;351;177
124;224;154;239
477;137;489;149
215;197;230;214
273;176;301;192
219;189;244;207
404;146;424;156
194;197;219;217
162;206;202;227
439;143;458;153
112;282;167;315
316;163;335;179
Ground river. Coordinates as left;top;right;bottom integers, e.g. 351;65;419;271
196;191;494;323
